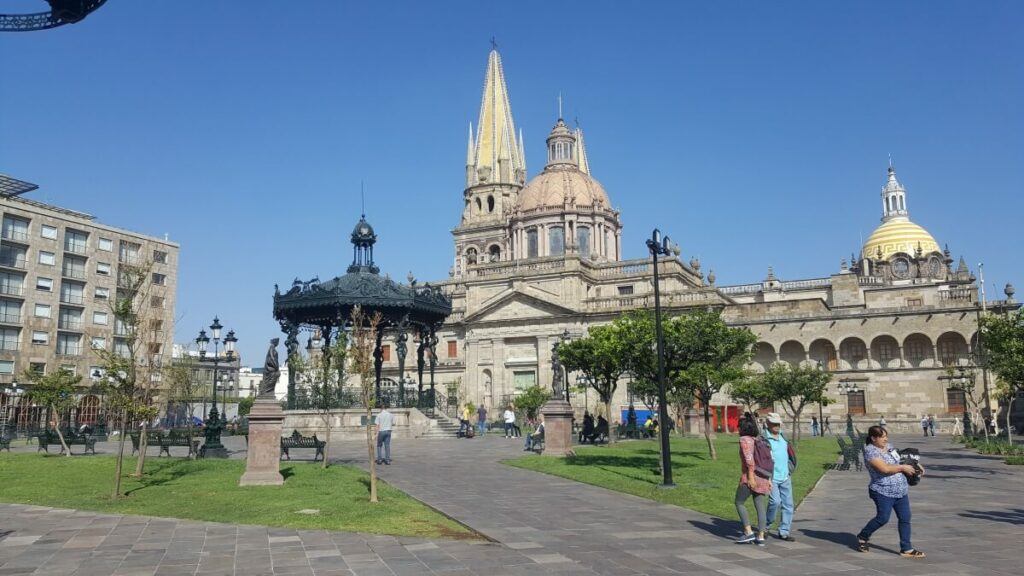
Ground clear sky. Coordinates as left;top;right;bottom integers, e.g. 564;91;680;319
2;1;1021;364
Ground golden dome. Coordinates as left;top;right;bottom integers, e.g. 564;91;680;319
517;168;611;212
862;217;940;260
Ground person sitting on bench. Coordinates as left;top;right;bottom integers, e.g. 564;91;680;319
524;417;545;451
595;415;609;442
580;411;595;443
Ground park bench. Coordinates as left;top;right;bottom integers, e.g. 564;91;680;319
835;436;862;471
526;428;545;453
0;435;10;452
280;430;325;461
36;430;97;455
157;430;201;457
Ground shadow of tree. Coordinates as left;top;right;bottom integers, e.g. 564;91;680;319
959;508;1024;525
124;460;194;496
280;466;295;480
799;529;899;554
924;463;997;474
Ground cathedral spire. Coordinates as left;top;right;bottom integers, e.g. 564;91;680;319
467;48;525;188
880;162;909;221
574;126;590;175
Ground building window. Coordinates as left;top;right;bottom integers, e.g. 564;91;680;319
448;340;458;358
0;245;27;268
58;307;83;330
31;331;48;345
617;285;634;296
113;339;130;358
97;262;111;275
153;250;168;264
527;229;538;258
381;344;391;362
98;237;113;251
0;299;21;323
877;341;894;363
64;229;89;254
0;360;13;374
152;273;166;286
548;226;565;256
0;272;24;296
2;216;30;242
94;287;109;300
577;226;591;258
62;255;87;280
93;311;108;326
513;370;536;391
29;362;45;375
0;328;20;351
946;388;966;414
60;282;84;304
150;319;163;332
38;251;56;266
56;333;81;356
847;390;866;415
119;240;141;264
907;298;923;307
91;336;106;350
465;247;478;265
40;225;58;240
938;340;960;367
150;295;164;308
36;277;53;292
60;364;77;375
34;303;51;318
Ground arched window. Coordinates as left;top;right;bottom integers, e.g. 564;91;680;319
899;196;904;211
526;229;538;258
577;226;591;258
475;197;482;212
549;226;565;256
466;247;478;265
488;245;501;262
487;195;495;213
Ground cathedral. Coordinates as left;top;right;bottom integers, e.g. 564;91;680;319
380;48;1018;429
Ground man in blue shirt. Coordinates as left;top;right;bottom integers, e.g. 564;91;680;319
764;413;795;541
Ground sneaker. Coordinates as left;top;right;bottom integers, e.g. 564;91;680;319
755;537;766;547
384;460;391;465
777;534;795;542
374;459;381;465
735;532;756;544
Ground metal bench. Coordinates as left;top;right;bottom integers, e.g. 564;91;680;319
280;431;325;461
157;431;201;457
835;436;862;471
36;431;97;455
0;435;10;452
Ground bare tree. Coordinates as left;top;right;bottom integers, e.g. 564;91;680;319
349;306;382;503
164;350;200;456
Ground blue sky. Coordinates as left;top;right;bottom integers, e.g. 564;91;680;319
2;1;1021;364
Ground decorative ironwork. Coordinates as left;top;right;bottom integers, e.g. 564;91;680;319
1;0;108;32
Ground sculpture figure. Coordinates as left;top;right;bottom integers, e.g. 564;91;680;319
258;338;281;397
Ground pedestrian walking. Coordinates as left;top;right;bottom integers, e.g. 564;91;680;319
856;425;925;557
375;402;394;465
477;404;488;435
920;415;929;437
503;406;516;438
734;414;771;547
951;416;962;436
927;415;935;437
811;416;820;437
878;414;887;431
459;404;472;437
823;415;832;435
764;413;796;541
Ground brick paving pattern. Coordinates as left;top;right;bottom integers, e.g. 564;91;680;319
1;434;1021;575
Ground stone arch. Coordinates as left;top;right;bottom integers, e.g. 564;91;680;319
902;333;934;368
487;195;495;213
488;244;501;262
936;332;969;367
464;246;479;265
475;197;482;213
481;369;493;409
778;340;806;367
870;335;901;369
808;339;837;371
838;336;869;370
751;342;776;373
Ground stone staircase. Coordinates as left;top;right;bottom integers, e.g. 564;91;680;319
419;413;461;439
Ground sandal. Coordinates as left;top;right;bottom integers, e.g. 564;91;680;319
900;549;925;558
857;539;869;552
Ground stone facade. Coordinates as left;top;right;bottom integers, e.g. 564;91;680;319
378;49;1019;427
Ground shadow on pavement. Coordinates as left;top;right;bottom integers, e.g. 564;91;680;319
688;517;742;539
799;528;900;555
959;508;1024;525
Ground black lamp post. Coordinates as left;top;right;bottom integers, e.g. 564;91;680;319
838;378;861;436
195;316;237;458
646;228;678;488
1;382;21;439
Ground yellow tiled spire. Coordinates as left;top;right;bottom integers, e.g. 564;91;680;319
468;49;525;188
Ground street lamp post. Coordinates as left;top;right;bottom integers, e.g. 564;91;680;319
647;228;678;488
838;378;861;436
195;317;237;458
1;382;22;440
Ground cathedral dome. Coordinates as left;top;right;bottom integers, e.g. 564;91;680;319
517;168;611;212
862;217;940;260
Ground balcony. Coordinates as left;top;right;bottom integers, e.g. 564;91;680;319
0;342;20;352
56;348;82;357
1;229;29;243
0;312;21;324
58;319;83;331
62;268;87;281
0;284;25;297
0;257;27;270
63;243;88;256
59;294;85;306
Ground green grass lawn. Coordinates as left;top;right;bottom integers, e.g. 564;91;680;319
0;453;475;539
506;435;839;519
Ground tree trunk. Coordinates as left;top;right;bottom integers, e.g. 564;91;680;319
365;407;378;503
134;424;148;477
605;399;615;443
53;416;71;457
322;415;331;469
703;403;716;460
112;414;127;498
1007;396;1016;442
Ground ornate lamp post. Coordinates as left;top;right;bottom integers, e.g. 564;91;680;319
646;228;679;488
1;382;22;439
838;378;861;436
195;317;238;458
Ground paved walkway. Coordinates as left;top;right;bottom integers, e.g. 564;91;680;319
1;434;1021;575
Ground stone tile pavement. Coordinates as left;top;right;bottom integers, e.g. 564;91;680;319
2;434;1021;575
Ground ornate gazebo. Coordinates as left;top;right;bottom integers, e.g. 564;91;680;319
272;215;452;411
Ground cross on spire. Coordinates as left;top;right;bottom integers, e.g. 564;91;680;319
490;36;498;51
558;92;563;119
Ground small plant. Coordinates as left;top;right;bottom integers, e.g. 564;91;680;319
1005;455;1024;466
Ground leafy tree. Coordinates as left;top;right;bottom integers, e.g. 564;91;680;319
513;385;551;420
349;306;383;502
295;335;348;468
559;324;629;441
980;311;1024;438
757;363;833;441
237;396;254;417
164;351;200;455
23;368;81;456
729;374;771;416
669;309;757;460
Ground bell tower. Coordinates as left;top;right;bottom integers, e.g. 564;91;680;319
453;47;525;276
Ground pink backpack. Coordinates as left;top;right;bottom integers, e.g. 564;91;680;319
752;437;775;479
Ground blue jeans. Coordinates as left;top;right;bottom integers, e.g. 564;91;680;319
376;430;391;462
767;477;794;536
858;490;912;552
478;420;487;434
811;424;820;436
504;422;514;436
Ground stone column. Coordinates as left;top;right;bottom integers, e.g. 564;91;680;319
239;397;285;486
540;397;574;457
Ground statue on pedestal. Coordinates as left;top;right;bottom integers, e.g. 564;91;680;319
258;338;281;397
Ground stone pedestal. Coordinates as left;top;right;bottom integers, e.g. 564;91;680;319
683;408;699;435
540;398;575;457
239;398;285;486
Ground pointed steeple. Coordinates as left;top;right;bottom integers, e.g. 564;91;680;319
574;126;590;175
467;48;525;188
880;163;909;221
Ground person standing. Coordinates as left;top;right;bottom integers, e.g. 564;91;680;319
765;413;796;542
375;402;394;465
856;425;925;557
927;415;935;437
920;415;929;437
878;414;887;431
951;416;962;436
503;406;516;438
735;415;771;546
459;404;472;437
811;416;820;437
477;404;488;436
823;415;832;435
